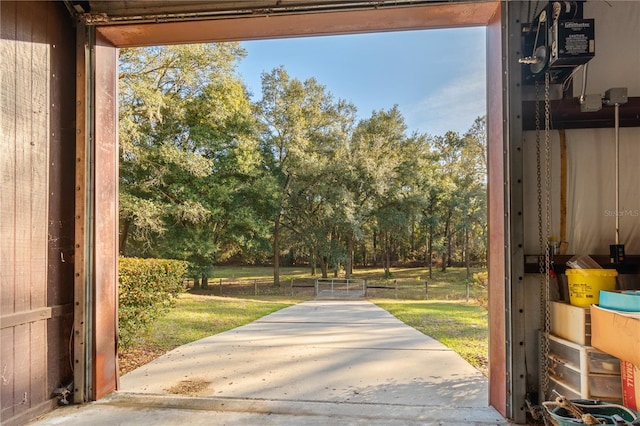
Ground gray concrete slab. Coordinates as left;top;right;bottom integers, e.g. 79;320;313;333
30;300;509;425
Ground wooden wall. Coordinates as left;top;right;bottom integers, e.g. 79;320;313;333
0;2;76;425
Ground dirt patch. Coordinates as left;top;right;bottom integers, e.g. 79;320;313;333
165;378;211;396
467;354;489;377
119;346;167;376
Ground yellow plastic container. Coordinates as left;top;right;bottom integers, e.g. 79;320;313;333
565;269;618;308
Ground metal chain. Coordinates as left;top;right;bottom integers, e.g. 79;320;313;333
535;78;547;400
530;1;541;27
535;79;544;282
541;72;553;399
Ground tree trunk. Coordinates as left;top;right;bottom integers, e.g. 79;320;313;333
384;232;391;277
201;275;209;289
424;231;429;267
391;236;398;264
447;231;453;268
119;217;131;255
442;212;451;272
428;235;433;278
273;214;281;286
320;256;328;278
426;226;433;279
372;231;378;267
465;226;471;279
410;220;415;259
362;244;368;267
345;234;354;279
193;276;200;290
311;246;317;276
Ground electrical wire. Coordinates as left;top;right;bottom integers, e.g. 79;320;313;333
615;102;620;245
562;63;586;94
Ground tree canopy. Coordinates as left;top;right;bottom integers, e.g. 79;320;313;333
119;43;488;283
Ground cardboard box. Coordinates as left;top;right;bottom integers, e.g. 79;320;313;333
621;361;640;412
590;305;640;366
551;301;591;346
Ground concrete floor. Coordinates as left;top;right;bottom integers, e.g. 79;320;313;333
30;300;509;425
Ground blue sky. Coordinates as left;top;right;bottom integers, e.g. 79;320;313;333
236;27;486;137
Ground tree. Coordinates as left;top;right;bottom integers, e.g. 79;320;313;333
344;106;428;277
428;117;487;272
118;43;273;280
254;66;356;284
119;42;489;279
460;116;488;271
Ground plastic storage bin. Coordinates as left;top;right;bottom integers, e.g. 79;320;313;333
565;269;617;307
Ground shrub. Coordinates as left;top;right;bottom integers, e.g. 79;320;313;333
473;271;489;310
118;257;188;349
473;271;488;289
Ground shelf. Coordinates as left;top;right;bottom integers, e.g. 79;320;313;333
524;255;640;274
522;96;640;130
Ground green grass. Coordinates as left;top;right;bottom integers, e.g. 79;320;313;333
137;293;302;351
204;265;486;300
353;266;487;301
372;299;488;375
205;266;312;281
126;266;488;376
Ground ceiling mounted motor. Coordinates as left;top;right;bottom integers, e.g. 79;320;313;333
520;1;595;85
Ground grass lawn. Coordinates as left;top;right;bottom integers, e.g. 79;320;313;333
118;293;305;374
143;294;304;350
202;265;487;301
194;265;312;281
120;266;488;376
372;299;488;375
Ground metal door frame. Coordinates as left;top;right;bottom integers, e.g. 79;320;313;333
73;1;526;421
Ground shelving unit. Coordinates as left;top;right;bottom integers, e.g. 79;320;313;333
548;334;623;402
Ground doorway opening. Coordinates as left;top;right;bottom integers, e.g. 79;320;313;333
116;25;489;372
75;0;508;418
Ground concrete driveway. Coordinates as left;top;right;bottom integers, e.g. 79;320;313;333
31;300;508;425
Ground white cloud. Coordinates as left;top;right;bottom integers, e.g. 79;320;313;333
403;75;486;136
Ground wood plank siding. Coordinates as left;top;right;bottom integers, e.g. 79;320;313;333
1;2;76;425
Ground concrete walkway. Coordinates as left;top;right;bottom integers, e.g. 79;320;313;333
31;300;509;425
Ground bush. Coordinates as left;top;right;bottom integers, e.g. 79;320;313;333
473;271;488;289
118;257;188;349
473;271;489;310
